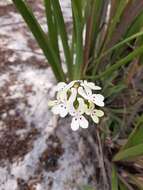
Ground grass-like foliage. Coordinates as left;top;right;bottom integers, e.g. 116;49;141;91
12;0;143;189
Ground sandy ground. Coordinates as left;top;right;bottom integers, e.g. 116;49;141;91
0;1;95;190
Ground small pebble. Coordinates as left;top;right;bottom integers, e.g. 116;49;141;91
1;113;7;120
9;109;16;116
0;121;4;129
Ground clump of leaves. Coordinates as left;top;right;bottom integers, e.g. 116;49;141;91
11;0;143;82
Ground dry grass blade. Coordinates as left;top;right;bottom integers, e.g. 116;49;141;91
125;59;139;86
82;1;95;75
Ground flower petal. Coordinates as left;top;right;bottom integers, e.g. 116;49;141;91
51;105;60;115
77;98;85;115
78;87;88;99
79;115;89;129
64;81;75;91
91;94;105;107
68;88;77;103
71;117;79;131
55;82;67;91
57;90;67;101
91;114;99;123
69;104;76;116
84;85;92;96
48;100;57;107
94;109;104;117
84;80;101;90
58;104;68;117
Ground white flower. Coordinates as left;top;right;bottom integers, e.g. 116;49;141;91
78;86;104;107
49;87;77;118
85;102;104;123
48;80;105;131
51;99;68;118
69;98;88;131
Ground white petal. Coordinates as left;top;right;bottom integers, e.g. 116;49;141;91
92;85;101;90
57;90;67;101
84;81;101;90
91;114;99;123
78;87;88;99
64;81;75;91
51;105;60;115
55;82;67;91
91;94;105;107
59;104;68;117
68;88;77;103
48;100;57;107
81;81;92;96
77;98;85;115
71;117;79;131
69;104;76;116
79;115;89;129
59;110;68;117
94;109;104;117
85;106;91;115
84;85;92;96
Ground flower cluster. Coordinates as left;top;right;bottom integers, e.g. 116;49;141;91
48;80;105;131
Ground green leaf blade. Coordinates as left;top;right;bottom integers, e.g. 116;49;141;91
51;0;73;80
112;165;118;190
12;0;66;81
72;0;84;80
113;143;143;161
44;0;60;61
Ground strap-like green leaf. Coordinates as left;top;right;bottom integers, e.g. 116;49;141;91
112;165;118;190
44;0;60;62
51;0;73;80
89;0;104;54
113;143;143;161
121;116;143;150
113;115;143;161
72;0;84;79
104;83;126;98
12;0;66;81
119;181;128;190
126;11;143;37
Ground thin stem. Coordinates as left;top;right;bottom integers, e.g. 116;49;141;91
96;128;109;190
118;174;134;190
